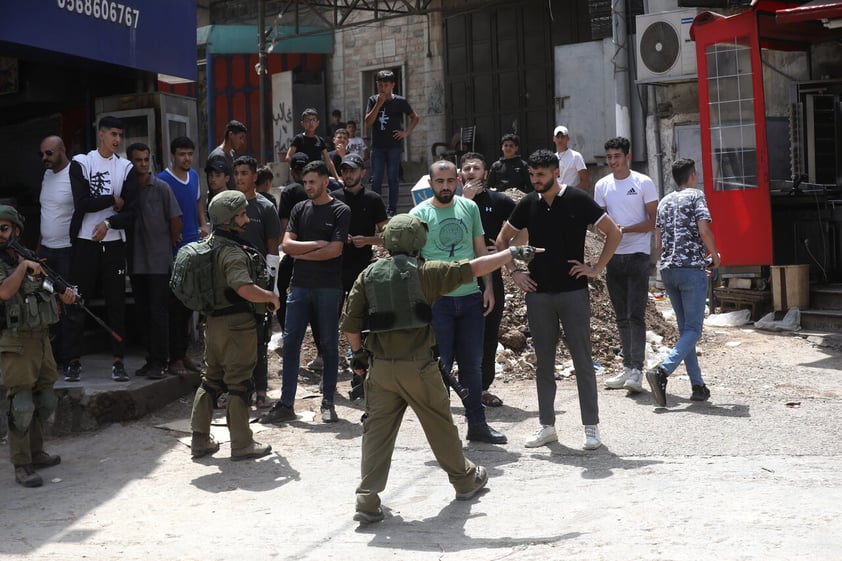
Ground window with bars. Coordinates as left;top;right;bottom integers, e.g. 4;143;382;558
706;37;757;191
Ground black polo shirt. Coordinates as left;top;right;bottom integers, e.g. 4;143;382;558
507;187;606;293
279;182;307;221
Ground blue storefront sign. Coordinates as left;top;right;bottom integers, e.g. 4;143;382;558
1;0;197;80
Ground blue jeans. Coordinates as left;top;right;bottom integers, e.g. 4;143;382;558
660;268;708;386
606;252;651;371
525;289;599;426
431;293;486;427
281;286;343;405
370;147;402;213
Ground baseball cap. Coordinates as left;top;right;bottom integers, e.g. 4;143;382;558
553;125;569;137
290;152;310;171
340;153;365;169
204;157;230;174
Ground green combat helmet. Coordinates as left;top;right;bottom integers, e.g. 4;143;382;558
0;204;25;232
382;214;427;255
208;190;248;229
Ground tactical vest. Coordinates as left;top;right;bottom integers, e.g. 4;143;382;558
363;255;432;332
0;257;59;332
209;234;270;315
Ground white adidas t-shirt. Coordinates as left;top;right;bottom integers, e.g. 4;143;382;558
594;169;658;254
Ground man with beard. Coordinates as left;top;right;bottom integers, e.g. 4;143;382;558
330;153;388;393
458;152;515;407
262;160;350;424
0;205;76;486
495;149;622;450
37;136;74;374
409;160;507;444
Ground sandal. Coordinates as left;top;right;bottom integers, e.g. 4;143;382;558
168;360;190;377
481;391;503;407
183;357;203;373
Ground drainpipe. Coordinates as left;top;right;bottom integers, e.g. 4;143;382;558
646;85;664;195
613;0;631;138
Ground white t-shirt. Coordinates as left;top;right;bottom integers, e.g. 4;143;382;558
347;136;367;157
556;149;586;187
594;169;658;255
40;165;74;249
72;150;133;242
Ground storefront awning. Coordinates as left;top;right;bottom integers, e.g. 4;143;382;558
197;25;333;55
0;0;196;80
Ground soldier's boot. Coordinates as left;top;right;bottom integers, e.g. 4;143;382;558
31;450;61;468
227;391;270;461
14;464;43;488
231;440;272;461
191;432;220;458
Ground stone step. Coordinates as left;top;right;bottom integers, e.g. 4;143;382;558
810;284;842;311
801;308;842;333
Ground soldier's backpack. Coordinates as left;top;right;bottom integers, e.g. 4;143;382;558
170;239;219;312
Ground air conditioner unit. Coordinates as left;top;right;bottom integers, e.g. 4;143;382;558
636;9;701;82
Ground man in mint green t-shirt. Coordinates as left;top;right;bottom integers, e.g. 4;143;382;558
409;160;507;445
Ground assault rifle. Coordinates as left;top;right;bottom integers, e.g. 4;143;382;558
8;239;123;342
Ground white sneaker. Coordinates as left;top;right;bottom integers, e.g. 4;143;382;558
525;425;558;448
583;425;602;450
623;368;643;392
306;355;324;371
604;367;631;389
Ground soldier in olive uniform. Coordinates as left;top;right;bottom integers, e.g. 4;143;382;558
189;191;279;461
0;205;76;487
340;214;540;523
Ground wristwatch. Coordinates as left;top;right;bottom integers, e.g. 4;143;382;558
103;219;111;230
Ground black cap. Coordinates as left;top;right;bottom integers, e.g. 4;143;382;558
290;152;310;171
340;153;365;169
204;157;230;174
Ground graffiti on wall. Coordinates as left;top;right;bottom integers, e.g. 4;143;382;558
272;71;294;162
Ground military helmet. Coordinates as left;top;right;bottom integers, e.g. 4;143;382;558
383;214;427;254
0;204;24;233
208;190;247;226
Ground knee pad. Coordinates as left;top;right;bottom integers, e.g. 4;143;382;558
9;390;35;432
226;378;255;405
200;378;227;408
34;388;58;422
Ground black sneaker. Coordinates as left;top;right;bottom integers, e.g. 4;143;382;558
646;366;669;407
690;384;711;402
64;361;82;382
321;400;338;423
111;361;129;382
135;363;152;377
146;366;167;380
259;402;296;424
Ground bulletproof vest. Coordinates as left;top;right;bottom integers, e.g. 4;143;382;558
363;255;432;332
209;233;269;314
0;256;59;332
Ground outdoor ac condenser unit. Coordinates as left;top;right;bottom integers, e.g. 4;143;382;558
636;8;701;82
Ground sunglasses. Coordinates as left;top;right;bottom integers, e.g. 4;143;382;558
0;224;13;233
39;150;54;157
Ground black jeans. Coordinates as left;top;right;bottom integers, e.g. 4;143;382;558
131;274;170;367
477;270;505;392
36;245;73;366
605;252;651;371
67;239;127;359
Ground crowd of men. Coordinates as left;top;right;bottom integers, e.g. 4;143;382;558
3;76;719;523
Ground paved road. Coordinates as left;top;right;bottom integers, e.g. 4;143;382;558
2;328;841;561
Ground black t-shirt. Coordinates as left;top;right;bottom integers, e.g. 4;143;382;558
330;187;388;276
328;150;343;173
366;95;414;150
507;187;605;293
291;134;328;163
472;189;516;246
488;157;532;193
279;182;307;221
287;197;351;289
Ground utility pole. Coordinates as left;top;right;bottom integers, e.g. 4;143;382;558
612;0;631;139
258;0;267;162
